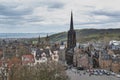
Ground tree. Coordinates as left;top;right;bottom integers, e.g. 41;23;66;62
9;62;68;80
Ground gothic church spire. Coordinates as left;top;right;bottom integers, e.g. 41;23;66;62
70;11;74;30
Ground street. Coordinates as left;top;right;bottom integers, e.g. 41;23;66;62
66;69;120;80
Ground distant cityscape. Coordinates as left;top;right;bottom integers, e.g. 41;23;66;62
0;11;119;80
0;33;55;38
0;0;120;80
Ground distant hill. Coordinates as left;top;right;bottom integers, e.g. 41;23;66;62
49;29;120;43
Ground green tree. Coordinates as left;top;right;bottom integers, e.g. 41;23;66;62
9;62;68;80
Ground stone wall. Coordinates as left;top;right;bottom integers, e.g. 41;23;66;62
111;63;120;73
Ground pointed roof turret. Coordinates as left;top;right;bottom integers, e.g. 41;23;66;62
38;35;41;43
46;34;49;41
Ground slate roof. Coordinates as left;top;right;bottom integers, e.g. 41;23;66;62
35;48;52;60
35;49;43;60
44;49;50;57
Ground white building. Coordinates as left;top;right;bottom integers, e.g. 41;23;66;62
109;40;120;50
31;46;59;65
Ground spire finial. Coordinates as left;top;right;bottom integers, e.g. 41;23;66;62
70;11;73;30
46;33;49;41
38;35;41;43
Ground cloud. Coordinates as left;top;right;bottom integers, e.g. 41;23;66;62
0;15;44;25
89;10;120;25
29;0;65;9
91;10;120;18
0;3;45;25
0;4;33;17
0;0;120;33
45;1;64;9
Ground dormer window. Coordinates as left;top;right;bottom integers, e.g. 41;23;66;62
41;52;46;57
36;54;39;57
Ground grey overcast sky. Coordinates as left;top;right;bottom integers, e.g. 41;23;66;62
0;0;120;33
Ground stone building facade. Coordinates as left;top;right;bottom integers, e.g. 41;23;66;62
66;12;76;65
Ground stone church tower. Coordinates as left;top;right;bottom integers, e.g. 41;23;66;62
66;11;76;65
67;11;76;50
